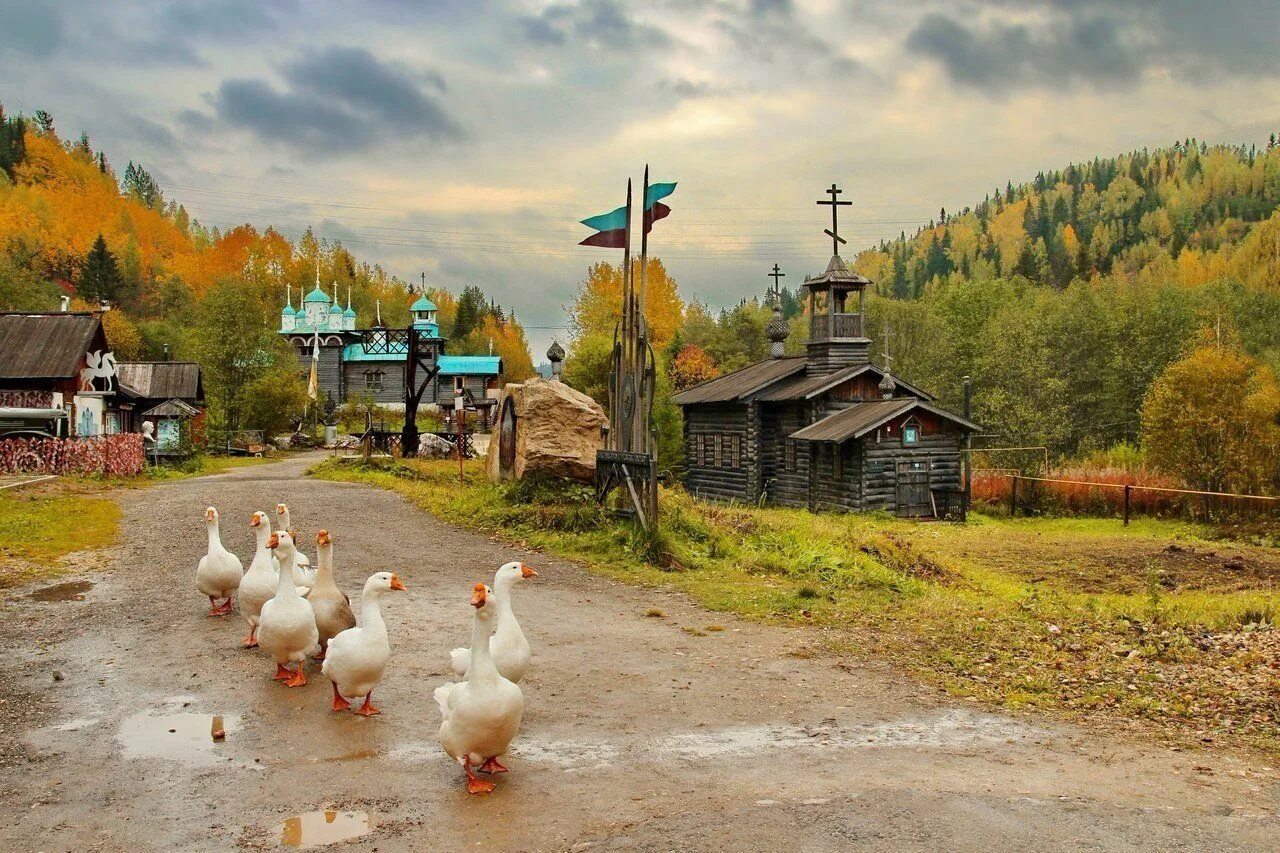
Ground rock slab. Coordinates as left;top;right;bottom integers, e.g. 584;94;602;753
487;378;606;483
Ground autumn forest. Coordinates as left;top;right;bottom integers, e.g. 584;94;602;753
5;100;1280;492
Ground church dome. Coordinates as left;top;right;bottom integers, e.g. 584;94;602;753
281;304;297;317
303;286;331;304
765;305;790;342
410;294;437;313
878;371;897;398
343;305;357;318
329;300;344;314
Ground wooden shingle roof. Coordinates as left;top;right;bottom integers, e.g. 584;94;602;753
0;313;103;380
751;363;936;402
116;362;204;401
671;357;806;405
790;399;980;443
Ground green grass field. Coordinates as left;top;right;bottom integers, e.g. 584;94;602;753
312;456;1280;753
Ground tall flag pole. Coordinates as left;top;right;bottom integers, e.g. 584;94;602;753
307;327;320;402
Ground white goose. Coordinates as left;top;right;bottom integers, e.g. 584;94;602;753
310;530;356;660
275;503;312;569
196;507;242;616
256;531;319;687
321;571;406;716
436;583;524;794
237;511;278;648
450;562;538;683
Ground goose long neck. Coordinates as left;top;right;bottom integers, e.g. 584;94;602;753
361;592;386;638
207;520;220;551
316;542;335;585
274;551;298;597
468;611;499;684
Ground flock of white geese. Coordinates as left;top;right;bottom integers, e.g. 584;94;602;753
194;504;538;795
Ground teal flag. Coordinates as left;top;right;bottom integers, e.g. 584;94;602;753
580;206;627;232
644;182;676;210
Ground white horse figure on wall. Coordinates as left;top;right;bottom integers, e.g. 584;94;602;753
80;350;117;392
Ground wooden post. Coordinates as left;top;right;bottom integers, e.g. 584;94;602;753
1009;474;1018;517
1123;483;1132;526
455;393;464;483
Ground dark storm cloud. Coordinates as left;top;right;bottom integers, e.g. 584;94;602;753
208;46;462;156
905;11;1139;91
517;0;670;51
904;1;1280;93
0;0;66;57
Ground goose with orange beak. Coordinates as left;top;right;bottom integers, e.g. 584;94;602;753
275;503;312;570
450;562;538;683
436;583;525;794
321;571;406;715
238;511;279;647
196;506;243;616
309;530;356;661
256;530;319;688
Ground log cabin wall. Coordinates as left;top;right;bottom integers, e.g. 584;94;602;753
808;440;864;511
682;403;752;501
764;401;813;508
861;427;964;513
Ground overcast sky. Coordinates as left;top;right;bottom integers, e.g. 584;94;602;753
4;0;1278;357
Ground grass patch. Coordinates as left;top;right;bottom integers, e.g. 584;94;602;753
311;456;1280;753
0;484;121;588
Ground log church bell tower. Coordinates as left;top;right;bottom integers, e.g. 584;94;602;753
804;184;872;375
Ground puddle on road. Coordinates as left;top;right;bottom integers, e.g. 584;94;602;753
117;711;240;766
28;580;94;602
279;811;372;848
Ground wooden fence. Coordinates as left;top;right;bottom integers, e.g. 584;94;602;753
0;434;145;476
999;472;1280;525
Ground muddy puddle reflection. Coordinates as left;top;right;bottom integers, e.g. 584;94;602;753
117;711;239;766
28;580;94;602
279;810;372;848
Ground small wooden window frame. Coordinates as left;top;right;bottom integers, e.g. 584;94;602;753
902;416;922;446
785;438;797;472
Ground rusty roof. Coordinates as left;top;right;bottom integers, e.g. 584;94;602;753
116;362;203;401
0;313;103;380
790;399;980;443
671;357;806;405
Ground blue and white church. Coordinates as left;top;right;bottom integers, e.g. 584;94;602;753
279;271;502;410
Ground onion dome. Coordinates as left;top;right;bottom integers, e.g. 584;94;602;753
410;294;437;313
303;286;330;304
766;304;789;343
546;340;565;363
878;370;897;399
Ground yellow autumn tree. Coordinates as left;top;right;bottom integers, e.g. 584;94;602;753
1140;338;1280;493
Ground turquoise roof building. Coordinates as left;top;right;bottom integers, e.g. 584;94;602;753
279;284;503;411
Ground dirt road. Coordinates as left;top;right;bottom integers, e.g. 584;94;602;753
2;454;1276;851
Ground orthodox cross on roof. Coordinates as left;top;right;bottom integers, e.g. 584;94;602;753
816;183;851;256
768;263;785;300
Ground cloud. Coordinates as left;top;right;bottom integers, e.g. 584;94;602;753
904;2;1280;94
905;11;1139;92
206;45;462;156
518;0;670;51
0;1;65;57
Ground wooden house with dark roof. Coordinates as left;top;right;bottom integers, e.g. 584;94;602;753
672;248;978;517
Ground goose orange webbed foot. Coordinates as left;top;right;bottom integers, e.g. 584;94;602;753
330;683;351;712
284;668;308;688
353;695;381;716
479;756;509;774
242;629;258;649
273;663;293;681
462;759;495;795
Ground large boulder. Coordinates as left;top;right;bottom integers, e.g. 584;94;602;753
487;378;606;483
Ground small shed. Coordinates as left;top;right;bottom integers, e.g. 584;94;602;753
139;399;201;456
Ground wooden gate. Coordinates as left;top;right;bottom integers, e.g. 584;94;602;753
896;459;932;517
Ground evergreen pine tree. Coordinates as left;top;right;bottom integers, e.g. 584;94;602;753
79;234;124;303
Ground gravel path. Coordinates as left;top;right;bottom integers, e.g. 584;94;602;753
1;454;1276;851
